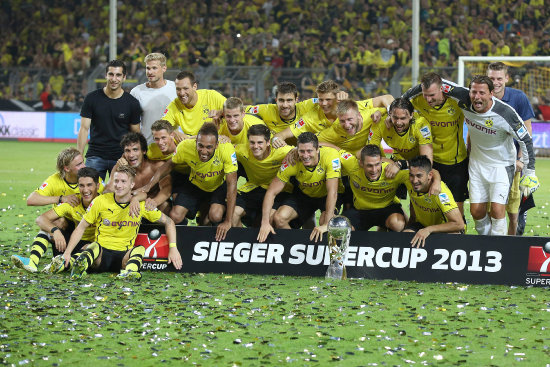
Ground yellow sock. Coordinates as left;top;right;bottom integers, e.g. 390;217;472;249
29;231;50;267
125;246;145;272
81;242;100;270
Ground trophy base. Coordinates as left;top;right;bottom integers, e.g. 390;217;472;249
325;260;347;280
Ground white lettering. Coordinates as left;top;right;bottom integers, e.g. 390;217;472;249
217;242;234;262
356;247;375;267
192;241;210;261
234;242;251;262
250;243;267;263
375;247;392;268
289;244;306;264
266;243;284;263
410;248;427;268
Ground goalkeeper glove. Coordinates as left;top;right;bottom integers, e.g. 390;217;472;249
519;171;540;197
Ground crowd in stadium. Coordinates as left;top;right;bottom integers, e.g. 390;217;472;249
2;0;550;109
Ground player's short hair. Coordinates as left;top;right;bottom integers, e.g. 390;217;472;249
151;120;174;133
469;75;494;92
106;60;127;76
77;167;100;184
276;82;298;98
420;72;443;90
198;122;218;141
115;165;136;180
247;124;271;142
336;99;359;116
487;61;509;75
316;80;339;96
389;97;415;115
176;70;197;85
56;147;81;178
144;53;167;66
223;97;244;112
409;155;432;174
120;132;148;153
297;132;319;149
360;144;382;161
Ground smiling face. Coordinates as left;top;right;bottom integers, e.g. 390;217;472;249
113;171;134;198
248;134;270;160
78;176;99;206
223;107;245;134
196;133;218;162
297;142;319;167
421;82;446;108
487;69;508;98
409;165;432;193
276;92;298;120
123;142;144;168
362;155;382;181
105;66;126;92
176;77;198;106
145;60;166;85
152;129;176;155
390;108;412;134
469;82;493;113
317;92;337;115
339;110;362;136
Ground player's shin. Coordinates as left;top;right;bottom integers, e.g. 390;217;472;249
29;231;51;267
490;217;507;236
474;214;491;235
125;246;145;273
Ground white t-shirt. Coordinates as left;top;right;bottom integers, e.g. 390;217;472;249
130;80;177;143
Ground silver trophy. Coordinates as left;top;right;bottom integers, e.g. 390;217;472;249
325;215;352;280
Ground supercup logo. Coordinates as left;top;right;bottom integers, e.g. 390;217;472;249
135;233;169;259
527;246;550;274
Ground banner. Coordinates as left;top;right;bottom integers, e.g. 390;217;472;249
0;111;46;139
135;225;550;287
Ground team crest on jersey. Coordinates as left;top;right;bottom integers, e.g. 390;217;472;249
203;105;210;116
231;152;237;165
213;157;221;166
295;119;305;129
447;107;455;115
250;106;259;114
316;166;324;174
420;126;431;139
423;196;432;204
438;192;450;204
39;182;48;190
341;152;353;160
408;135;416;144
484;119;493;127
441;84;454;93
332;158;341;170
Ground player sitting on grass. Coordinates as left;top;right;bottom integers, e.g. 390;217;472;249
404;155;465;248
62;165;182;280
11;167;101;273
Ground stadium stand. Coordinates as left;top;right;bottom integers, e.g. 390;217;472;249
1;0;550;112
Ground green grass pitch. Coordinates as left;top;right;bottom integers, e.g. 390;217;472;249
0;141;549;365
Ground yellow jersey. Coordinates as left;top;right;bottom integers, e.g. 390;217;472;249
162;89;226;135
277;146;341;198
147;142;189;174
408;93;467;165
172;139;238;192
318;107;386;154
84;193;162;251
290;104;338;137
53;200;96;242
218;114;266;145
246;99;317;133
340;151;408;210
368;113;432;160
35;173;104;207
235;144;294;193
406;181;458;227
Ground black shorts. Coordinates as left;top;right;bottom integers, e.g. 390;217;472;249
433;158;469;202
173;180;227;218
404;221;425;232
236;188;288;227
91;246;127;273
342;203;404;231
280;190;342;228
171;171;189;194
52;239;89;257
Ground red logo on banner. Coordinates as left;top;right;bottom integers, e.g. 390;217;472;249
527;246;550;273
135;233;169;260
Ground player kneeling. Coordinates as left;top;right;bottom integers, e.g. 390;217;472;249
62;166;182;280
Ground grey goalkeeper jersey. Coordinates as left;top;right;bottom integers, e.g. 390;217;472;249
440;79;535;174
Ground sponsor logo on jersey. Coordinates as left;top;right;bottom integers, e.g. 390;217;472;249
341;152;353;160
517;125;528;139
438;192;450;204
39;182;48;190
465;119;496;135
250;106;259;114
295;119;305;129
441;84;454;93
118;113;126;119
484;119;493;127
332;158;341;170
352;181;360;189
420;126;431;139
231;152;238;165
281;162;289;171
